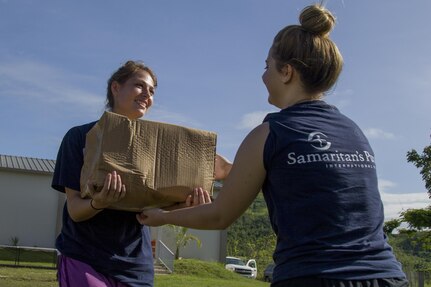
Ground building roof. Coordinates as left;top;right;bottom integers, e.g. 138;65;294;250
0;155;226;187
0;154;55;174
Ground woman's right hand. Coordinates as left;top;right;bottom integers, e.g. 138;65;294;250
90;171;126;210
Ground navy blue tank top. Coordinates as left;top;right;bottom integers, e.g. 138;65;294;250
262;100;405;283
52;121;154;287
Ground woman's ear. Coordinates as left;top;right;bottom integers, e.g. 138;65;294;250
280;64;293;84
111;81;120;97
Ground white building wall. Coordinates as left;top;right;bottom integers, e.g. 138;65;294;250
156;226;226;262
181;229;226;262
0;170;60;248
0;166;226;261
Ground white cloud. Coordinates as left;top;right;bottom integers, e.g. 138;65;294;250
378;178;429;220
236;111;272;130
0;59;104;112
0;59;206;127
363;128;395;140
380;191;429;220
378;179;397;192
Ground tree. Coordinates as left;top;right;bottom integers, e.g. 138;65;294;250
401;207;431;230
397;207;431;257
407;144;431;198
388;142;431;271
168;225;202;259
383;219;401;235
9;236;19;247
226;193;277;278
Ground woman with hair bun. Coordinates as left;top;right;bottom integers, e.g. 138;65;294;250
138;5;408;287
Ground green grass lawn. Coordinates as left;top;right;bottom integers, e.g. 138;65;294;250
155;274;269;287
0;267;57;287
1;255;429;287
156;259;269;287
0;259;269;287
0;247;57;269
0;267;269;287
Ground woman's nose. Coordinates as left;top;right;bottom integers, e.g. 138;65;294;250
141;89;151;97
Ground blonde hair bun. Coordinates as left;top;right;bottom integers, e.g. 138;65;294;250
299;5;335;37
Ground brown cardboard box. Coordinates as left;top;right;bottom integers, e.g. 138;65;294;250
80;111;217;211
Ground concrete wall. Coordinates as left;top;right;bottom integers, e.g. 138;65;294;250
0;169;62;248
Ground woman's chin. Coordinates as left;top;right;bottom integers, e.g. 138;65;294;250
267;96;274;105
124;109;146;120
136;108;149;118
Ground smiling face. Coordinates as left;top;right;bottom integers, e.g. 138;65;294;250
262;50;285;108
111;70;155;119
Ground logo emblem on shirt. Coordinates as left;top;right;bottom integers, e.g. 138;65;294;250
308;132;331;151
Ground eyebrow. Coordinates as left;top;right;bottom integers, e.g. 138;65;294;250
137;79;155;89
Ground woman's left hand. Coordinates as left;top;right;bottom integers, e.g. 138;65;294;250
214;154;232;180
162;187;212;211
184;187;212;207
136;187;211;225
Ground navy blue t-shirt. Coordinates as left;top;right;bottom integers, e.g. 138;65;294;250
52;121;154;287
262;101;405;283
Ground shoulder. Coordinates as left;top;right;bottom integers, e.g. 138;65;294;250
66;121;97;136
59;121;98;153
239;123;270;155
63;121;97;141
263;111;281;123
247;122;270;139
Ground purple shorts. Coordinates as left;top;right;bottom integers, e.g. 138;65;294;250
57;255;129;287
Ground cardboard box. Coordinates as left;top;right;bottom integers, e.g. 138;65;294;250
80;111;217;211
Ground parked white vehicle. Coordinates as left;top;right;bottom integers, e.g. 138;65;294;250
225;256;257;279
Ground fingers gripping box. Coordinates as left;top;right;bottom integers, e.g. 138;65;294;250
80;111;217;211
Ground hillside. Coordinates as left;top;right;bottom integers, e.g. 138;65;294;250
226;193;276;278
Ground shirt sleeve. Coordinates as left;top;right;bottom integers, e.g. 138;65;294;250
52;126;85;193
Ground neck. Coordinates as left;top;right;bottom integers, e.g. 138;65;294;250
279;91;322;109
289;97;320;107
275;72;323;109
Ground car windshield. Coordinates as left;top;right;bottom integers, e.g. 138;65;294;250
226;258;246;266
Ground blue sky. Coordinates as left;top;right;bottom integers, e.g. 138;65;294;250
1;0;430;220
